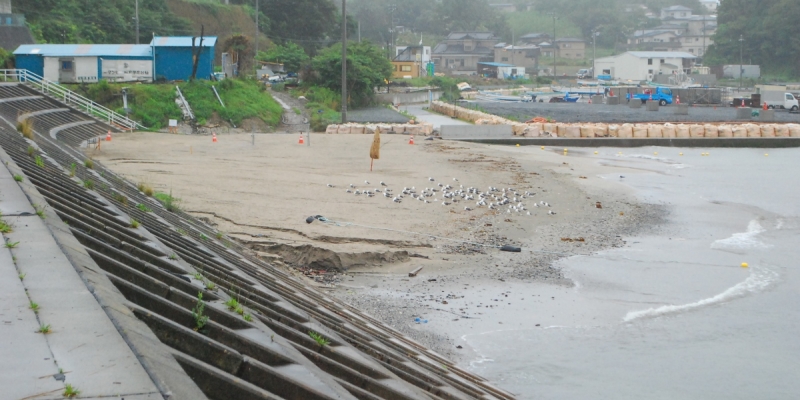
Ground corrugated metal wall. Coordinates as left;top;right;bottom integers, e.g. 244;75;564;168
154;46;214;81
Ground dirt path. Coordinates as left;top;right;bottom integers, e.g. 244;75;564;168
270;88;310;132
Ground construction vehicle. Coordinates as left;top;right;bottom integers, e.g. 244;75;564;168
633;87;673;106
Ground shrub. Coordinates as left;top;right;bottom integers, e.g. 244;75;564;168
16;119;34;139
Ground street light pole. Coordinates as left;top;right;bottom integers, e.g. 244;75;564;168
592;28;597;76
548;13;557;78
342;0;348;123
739;34;744;91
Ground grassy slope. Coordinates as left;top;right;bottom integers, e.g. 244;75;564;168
165;0;271;50
70;79;282;130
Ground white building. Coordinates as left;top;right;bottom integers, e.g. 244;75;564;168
661;5;694;19
699;0;719;12
594;51;697;81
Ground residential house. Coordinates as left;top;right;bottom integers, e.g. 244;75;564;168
628;31;682;51
432;32;500;74
391;45;431;78
519;33;551;46
477;62;525;79
395;45;431;63
539;38;586;60
494;44;539;70
628;13;716;57
699;0;719;12
660;5;693;19
0;0;34;53
594;51;697;81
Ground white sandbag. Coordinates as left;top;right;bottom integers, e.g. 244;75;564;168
662;123;676;138
350;125;366;134
774;124;789;137
543;123;557;135
789;124;800;137
718;124;733;138
594;124;609;137
633;124;649;138
557;123;568;137
512;124;525;136
565;124;581;138
325;124;338;134
647;124;663;138
580;124;595;138
760;124;775;137
676;124;690;138
406;126;420;135
732;125;747;138
390;125;405;134
524;123;542;137
337;125;352;134
607;124;619;137
618;124;633;138
689;124;705;138
704;124;719;138
745;124;761;138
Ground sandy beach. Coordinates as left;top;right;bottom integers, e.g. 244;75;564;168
90;132;660;359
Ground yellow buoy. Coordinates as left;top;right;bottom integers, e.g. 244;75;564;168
741;262;749;268
563;148;568;152
765;153;769;157
594;151;598;154
516;144;520;147
540;146;545;150
654;152;658;155
679;152;684;156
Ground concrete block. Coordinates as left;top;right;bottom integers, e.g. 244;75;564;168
674;104;689;115
629;100;642;109
606;96;620;105
646;101;660;111
440;124;512;140
736;107;752;120
760;109;776;121
591;95;604;105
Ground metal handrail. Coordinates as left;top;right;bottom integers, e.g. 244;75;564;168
0;69;147;131
175;85;195;121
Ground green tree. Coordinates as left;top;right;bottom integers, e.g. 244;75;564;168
311;41;392;107
258;42;310;72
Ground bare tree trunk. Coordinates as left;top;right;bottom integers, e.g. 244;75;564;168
191;25;205;81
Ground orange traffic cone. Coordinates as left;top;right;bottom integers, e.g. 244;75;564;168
609;89;615;97
741;99;745;108
588;97;592;104
763;101;768;111
676;95;680;105
212;133;217;143
106;131;112;141
409;135;415;145
298;133;304;144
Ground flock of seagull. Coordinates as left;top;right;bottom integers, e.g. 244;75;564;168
327;177;556;216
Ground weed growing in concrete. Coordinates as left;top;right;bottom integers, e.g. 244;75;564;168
136;203;152;212
16;119;34;139
215;232;224;240
154;191;180;212
63;384;80;398
29;301;39;313
114;193;128;205
308;331;330;348
225;297;240;311
205;280;216;290
192;292;209;331
200;233;209;241
13;174;23;182
34;155;44;168
37;324;51;334
130;219;140;228
69;163;76;177
137;182;154;196
18;273;25;280
33;204;45;219
4;241;19;248
84;159;93;169
83;180;94;190
193;272;204;280
176;228;187;235
169;253;178;260
243;313;253;322
0;219;12;233
27;146;35;157
235;306;244;315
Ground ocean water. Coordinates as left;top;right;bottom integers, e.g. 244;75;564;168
462;148;800;399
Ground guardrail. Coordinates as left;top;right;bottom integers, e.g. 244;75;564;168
0;69;147;131
175;85;195;121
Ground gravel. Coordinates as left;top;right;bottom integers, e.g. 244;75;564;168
468;101;800;124
346;107;411;124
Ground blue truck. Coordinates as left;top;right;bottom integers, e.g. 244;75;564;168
633;87;674;106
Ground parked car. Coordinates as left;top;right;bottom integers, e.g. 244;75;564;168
577;68;593;79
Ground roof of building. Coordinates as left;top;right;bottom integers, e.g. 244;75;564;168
393;46;429;62
662;5;693;12
633;30;679;38
432;43;494;56
445;32;498;40
478;62;516;67
501;44;539;50
628;51;697;58
520;32;550;39
555;37;585;43
14;44;153;57
150;36;217;47
0;25;34;51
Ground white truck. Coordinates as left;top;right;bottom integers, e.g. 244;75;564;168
762;91;799;111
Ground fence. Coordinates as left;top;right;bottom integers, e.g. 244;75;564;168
0;69;146;131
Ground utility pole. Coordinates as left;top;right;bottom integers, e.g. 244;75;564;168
358;19;361;43
255;0;259;65
389;4;396;60
592;28;597;76
702;16;706;62
739;34;744;91
341;0;347;123
134;0;139;44
548;13;557;78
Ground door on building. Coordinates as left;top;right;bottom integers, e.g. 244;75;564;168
59;58;75;83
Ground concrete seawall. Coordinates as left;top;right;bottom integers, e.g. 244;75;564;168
454;137;800;148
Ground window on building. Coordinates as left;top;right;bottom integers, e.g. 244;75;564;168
648;69;654;74
61;61;73;71
661;59;665;63
695;38;699;42
401;65;412;72
502;57;509;62
648;58;653;65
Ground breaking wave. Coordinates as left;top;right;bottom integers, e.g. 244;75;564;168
711;220;772;251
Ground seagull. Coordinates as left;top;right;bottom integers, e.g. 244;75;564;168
442;201;450;206
346;189;352;193
429;177;435;181
548;210;556;215
464;207;472;211
453;178;458;182
327;184;334;187
527;211;531;215
380;181;387;186
349;184;355;188
365;180;370;185
393;197;401;202
438;183;443;187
